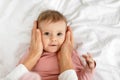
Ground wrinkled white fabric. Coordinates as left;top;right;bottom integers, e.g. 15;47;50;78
0;0;120;80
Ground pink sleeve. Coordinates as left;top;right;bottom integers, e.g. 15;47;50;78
72;50;94;80
77;69;94;80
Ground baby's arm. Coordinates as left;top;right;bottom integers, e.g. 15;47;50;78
82;53;96;72
74;52;96;80
79;54;96;80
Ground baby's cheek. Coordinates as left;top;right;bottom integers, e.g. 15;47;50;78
59;38;65;45
42;38;49;46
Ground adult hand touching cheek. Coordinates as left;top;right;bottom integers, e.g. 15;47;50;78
22;21;43;70
57;26;74;73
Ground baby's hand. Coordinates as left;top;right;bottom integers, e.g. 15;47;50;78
82;53;96;72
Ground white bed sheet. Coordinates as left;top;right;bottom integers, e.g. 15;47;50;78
0;0;120;79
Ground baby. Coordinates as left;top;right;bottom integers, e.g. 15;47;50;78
20;10;96;80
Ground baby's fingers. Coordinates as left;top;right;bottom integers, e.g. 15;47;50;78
82;54;96;68
82;53;93;62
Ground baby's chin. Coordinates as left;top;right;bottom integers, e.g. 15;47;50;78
44;49;59;53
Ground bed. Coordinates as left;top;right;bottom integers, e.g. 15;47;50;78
0;0;120;79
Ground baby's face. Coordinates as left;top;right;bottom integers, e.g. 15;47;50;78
38;21;66;53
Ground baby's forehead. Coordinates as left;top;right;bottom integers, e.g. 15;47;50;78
38;20;66;25
38;20;67;30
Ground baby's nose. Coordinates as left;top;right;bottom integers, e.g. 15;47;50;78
51;36;57;41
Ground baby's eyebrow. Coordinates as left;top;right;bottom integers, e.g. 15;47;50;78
41;31;49;34
43;31;50;34
42;30;50;32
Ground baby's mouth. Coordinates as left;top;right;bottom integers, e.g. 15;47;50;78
50;44;57;46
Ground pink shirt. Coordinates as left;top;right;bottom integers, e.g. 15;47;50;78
31;50;93;80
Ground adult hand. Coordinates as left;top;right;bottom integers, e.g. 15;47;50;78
57;26;74;73
23;21;43;70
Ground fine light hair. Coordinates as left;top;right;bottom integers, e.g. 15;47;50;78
37;10;67;26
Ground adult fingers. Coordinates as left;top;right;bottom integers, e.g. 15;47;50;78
36;29;43;55
67;26;74;46
64;29;71;44
31;21;37;45
36;29;41;43
32;21;37;40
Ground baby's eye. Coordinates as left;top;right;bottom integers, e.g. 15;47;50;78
57;32;62;36
44;32;49;35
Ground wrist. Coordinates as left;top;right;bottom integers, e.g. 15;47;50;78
59;55;73;73
22;56;39;70
23;59;34;70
